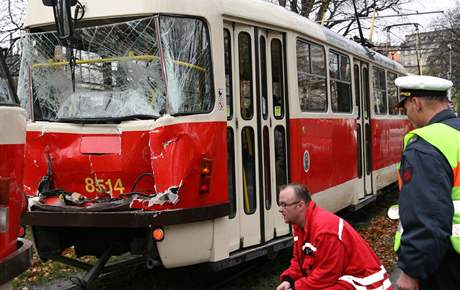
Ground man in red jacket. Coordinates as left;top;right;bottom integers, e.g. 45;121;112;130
277;183;392;290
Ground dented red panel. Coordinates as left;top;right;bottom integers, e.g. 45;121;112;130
23;121;228;210
0;144;25;259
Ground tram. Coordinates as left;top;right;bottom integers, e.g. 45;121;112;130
19;0;409;282
0;52;32;288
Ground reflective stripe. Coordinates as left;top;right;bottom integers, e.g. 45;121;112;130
338;218;344;240
339;265;387;287
339;276;391;290
302;242;317;252
454;200;460;213
452;224;460;237
372;278;392;290
452;186;460;200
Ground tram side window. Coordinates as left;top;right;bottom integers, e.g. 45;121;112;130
271;39;284;119
296;39;327;112
227;128;237;218
241;127;257;214
387;72;398;115
274;126;287;205
329;51;352;113
239;32;254;120
260;36;268;120
0;71;14;105
224;29;233;120
373;67;387;115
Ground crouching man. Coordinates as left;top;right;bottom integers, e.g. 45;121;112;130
277;183;392;290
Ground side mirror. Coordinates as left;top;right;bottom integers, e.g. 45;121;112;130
42;0;77;40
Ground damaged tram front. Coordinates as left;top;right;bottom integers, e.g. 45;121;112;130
20;0;228;279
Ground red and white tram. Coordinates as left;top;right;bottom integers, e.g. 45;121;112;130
19;0;409;282
0;52;32;288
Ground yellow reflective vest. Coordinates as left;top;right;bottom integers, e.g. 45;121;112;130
394;122;460;253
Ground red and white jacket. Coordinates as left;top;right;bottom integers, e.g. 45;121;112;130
280;201;392;290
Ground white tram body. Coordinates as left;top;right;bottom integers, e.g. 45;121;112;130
20;0;408;271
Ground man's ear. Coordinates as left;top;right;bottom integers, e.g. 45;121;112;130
414;97;423;111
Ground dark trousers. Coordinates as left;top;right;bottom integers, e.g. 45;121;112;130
421;252;460;290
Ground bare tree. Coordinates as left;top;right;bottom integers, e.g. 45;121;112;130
268;0;410;37
424;7;460;110
0;0;26;53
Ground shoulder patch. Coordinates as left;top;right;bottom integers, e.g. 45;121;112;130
402;166;413;184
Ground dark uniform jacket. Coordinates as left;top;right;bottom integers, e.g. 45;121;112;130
398;109;460;290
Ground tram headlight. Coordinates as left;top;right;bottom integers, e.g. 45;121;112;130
152;228;165;241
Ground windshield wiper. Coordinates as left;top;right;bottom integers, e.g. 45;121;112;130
51;114;159;124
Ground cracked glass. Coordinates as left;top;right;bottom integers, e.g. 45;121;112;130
18;15;214;121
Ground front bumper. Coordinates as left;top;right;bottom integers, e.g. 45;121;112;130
21;203;229;228
0;238;33;285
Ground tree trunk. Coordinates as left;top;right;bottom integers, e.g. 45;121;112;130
289;0;298;13
278;0;287;7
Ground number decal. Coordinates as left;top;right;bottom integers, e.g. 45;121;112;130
84;177;125;194
114;178;125;194
85;177;96;193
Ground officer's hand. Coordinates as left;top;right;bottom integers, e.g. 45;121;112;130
276;281;292;290
396;271;419;290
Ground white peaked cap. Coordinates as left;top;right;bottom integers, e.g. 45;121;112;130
395;75;453;91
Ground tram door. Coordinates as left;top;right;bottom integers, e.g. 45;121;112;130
257;29;289;242
226;23;289;248
354;61;373;198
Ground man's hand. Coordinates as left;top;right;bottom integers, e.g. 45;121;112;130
276;281;292;290
396;271;419;290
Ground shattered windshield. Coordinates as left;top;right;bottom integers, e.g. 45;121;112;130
18;15;214;121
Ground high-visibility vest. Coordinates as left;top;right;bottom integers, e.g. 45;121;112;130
394;122;460;253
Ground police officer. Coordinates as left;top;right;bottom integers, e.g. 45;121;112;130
394;75;460;290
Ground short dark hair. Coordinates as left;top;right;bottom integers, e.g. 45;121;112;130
280;183;311;202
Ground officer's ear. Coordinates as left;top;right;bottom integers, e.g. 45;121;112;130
413;97;424;111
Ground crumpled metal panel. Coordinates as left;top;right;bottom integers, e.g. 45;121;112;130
23;121;228;211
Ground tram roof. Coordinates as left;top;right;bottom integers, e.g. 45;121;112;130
24;0;405;73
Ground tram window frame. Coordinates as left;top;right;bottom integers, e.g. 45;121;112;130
271;38;284;119
296;38;328;113
387;71;399;115
238;32;254;121
224;28;233;120
329;50;352;113
373;67;387;115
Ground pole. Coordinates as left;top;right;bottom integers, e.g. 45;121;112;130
449;43;453;80
414;25;423;75
351;0;366;46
